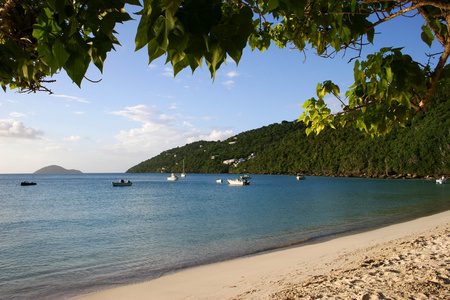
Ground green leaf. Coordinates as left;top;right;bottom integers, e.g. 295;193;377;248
173;55;190;76
154;16;169;50
65;53;89;86
205;43;225;79
125;0;141;5
52;38;70;71
147;39;166;63
162;0;183;16
385;67;393;82
55;0;67;22
168;24;189;53
64;4;75;18
32;24;46;40
302;99;312;108
100;14;117;36
421;24;434;47
21;63;29;80
366;27;375;44
266;0;279;12
136;13;150;51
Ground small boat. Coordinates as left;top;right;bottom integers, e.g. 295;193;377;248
227;178;250;186
167;173;179;181
216;179;223;183
436;176;447;184
21;181;36;186
181;160;186;177
240;174;251;180
112;179;132;186
296;174;306;180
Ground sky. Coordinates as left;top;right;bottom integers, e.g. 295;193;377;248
0;9;444;174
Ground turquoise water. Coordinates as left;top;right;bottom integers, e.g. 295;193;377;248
0;173;448;299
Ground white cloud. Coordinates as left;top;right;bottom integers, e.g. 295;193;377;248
222;80;235;89
0;119;44;139
201;116;217;122
183;121;194;127
43;145;71;152
51;94;90;103
162;67;174;77
185;115;217;122
109;105;176;124
157;94;175;99
226;71;239;78
9;112;26;118
63;135;87;142
103;105;234;158
187;130;234;143
73;111;86;115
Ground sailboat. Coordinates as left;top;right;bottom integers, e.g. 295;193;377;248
181;159;186;177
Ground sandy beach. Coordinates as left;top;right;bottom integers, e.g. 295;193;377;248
78;210;450;300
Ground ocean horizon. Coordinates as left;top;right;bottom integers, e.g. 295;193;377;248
1;173;448;299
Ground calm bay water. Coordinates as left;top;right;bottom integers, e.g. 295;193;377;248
0;173;449;299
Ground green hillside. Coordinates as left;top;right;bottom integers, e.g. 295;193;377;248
127;82;449;178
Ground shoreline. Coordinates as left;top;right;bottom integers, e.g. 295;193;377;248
125;171;444;181
77;210;450;299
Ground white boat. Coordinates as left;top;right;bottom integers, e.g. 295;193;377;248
297;174;306;180
216;179;223;183
436;177;447;184
181;159;186;177
240;174;251;180
167;173;179;181
112;179;132;186
227;178;250;186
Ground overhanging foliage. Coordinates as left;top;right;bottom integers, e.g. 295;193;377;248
1;0;449;136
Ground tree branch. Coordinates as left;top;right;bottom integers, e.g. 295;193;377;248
419;12;450;111
364;3;423;34
363;0;450;10
329;101;376;117
0;0;17;19
412;0;450;10
417;6;446;45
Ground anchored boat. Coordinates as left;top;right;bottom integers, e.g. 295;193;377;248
227;178;250;186
112;179;132;186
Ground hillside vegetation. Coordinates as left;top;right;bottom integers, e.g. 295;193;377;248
127;82;449;179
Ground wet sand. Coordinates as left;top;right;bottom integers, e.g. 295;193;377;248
77;210;450;299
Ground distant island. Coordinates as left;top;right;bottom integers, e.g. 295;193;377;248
34;165;82;174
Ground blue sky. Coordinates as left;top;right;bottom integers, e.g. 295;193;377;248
0;10;443;173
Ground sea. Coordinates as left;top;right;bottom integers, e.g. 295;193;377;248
1;173;449;299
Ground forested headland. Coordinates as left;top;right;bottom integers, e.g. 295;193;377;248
127;81;449;179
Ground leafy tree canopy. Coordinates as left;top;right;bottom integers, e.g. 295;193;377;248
1;0;449;136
